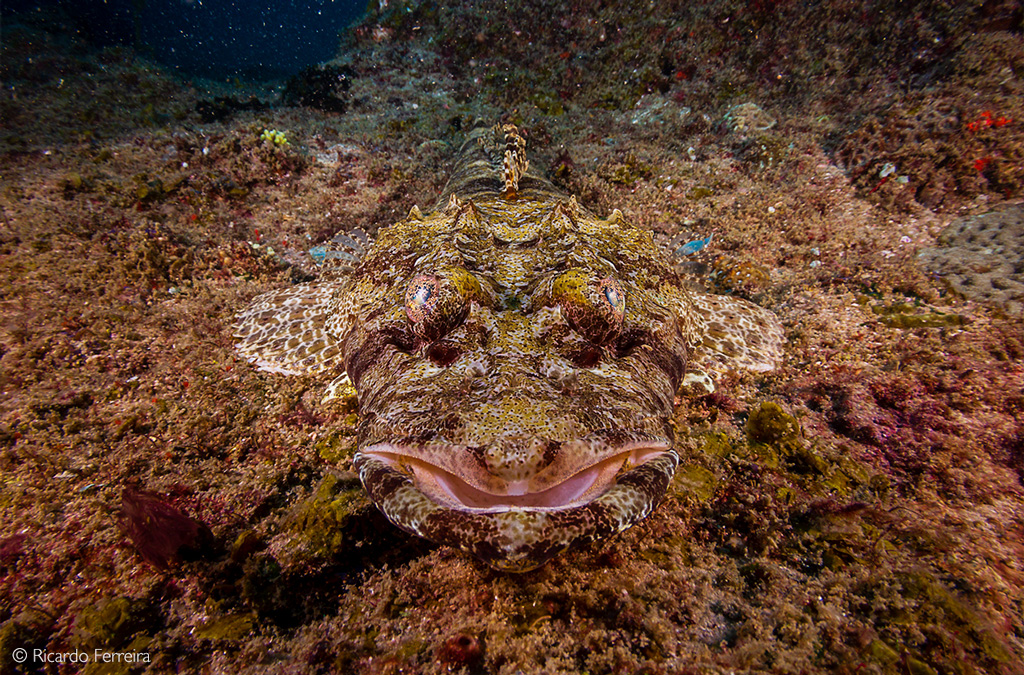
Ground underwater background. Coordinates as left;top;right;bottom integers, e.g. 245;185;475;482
3;0;365;79
1;0;1023;673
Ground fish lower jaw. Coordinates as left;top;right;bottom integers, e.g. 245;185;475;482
353;448;681;571
358;444;669;513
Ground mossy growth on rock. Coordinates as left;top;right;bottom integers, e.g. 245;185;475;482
687;398;894;565
745;402;852;482
876;312;967;329
191;612;256;641
746;401;801;446
736;133;790;173
672;464;718;504
72;597;156;652
0;619;50;670
314;427;358;464
866;300;968;328
853;571;1017;673
282;473;369;560
897;572;1017;666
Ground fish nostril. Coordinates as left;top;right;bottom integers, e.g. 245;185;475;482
426;343;462;367
569;346;602;369
384;326;418;353
613;328;649;358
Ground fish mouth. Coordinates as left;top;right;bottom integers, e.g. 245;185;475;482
359;440;670;513
353;444;679;572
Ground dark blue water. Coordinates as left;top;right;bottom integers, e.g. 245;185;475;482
4;0;367;81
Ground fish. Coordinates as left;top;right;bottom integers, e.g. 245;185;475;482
233;123;784;571
669;232;715;257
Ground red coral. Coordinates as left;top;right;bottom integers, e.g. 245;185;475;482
966;110;1013;132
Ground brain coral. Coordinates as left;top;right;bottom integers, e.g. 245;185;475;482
918;203;1024;315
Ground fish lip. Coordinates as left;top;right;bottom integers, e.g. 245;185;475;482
359;439;671;512
353;448;680;572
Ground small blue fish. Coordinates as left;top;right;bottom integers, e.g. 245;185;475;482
309;248;359;265
309;230;371;266
308;245;328;265
675;233;714;256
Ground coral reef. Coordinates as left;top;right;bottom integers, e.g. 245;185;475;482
918;203;1024;316
1;0;1023;673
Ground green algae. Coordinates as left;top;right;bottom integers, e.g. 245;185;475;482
72;597;155;652
743;403;848;482
531;91;565;116
877;312;967;328
745;401;801;446
849;571;1018;674
824;456;875;493
315;428;357;464
638;536;692;569
0;620;47;670
672;465;717;504
867;639;900;667
784;442;830;476
239;554;283;616
131;173;185;203
192;613;255;641
685;186;715;200
862;299;967;328
692;401;902;575
697;430;738;459
283;473;367;558
61;171;87;192
866;640;940;675
393;637;428;661
899;573;1015;666
737;134;791;172
230;530;262;563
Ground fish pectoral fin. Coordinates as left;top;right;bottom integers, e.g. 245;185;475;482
233;282;344;376
687;292;784;378
681;370;716;394
308;228;374;273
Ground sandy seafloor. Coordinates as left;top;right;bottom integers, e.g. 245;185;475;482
2;1;1024;673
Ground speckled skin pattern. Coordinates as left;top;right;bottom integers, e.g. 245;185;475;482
235;124;784;571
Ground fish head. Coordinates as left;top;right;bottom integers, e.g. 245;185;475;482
339;197;690;570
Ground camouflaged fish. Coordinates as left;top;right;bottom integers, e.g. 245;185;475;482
234;124;784;572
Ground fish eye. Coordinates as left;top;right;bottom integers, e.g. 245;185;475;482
551;269;626;345
404;268;480;342
599;278;625;319
405;275;440;324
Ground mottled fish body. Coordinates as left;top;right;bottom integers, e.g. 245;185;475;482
235;124;783;571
